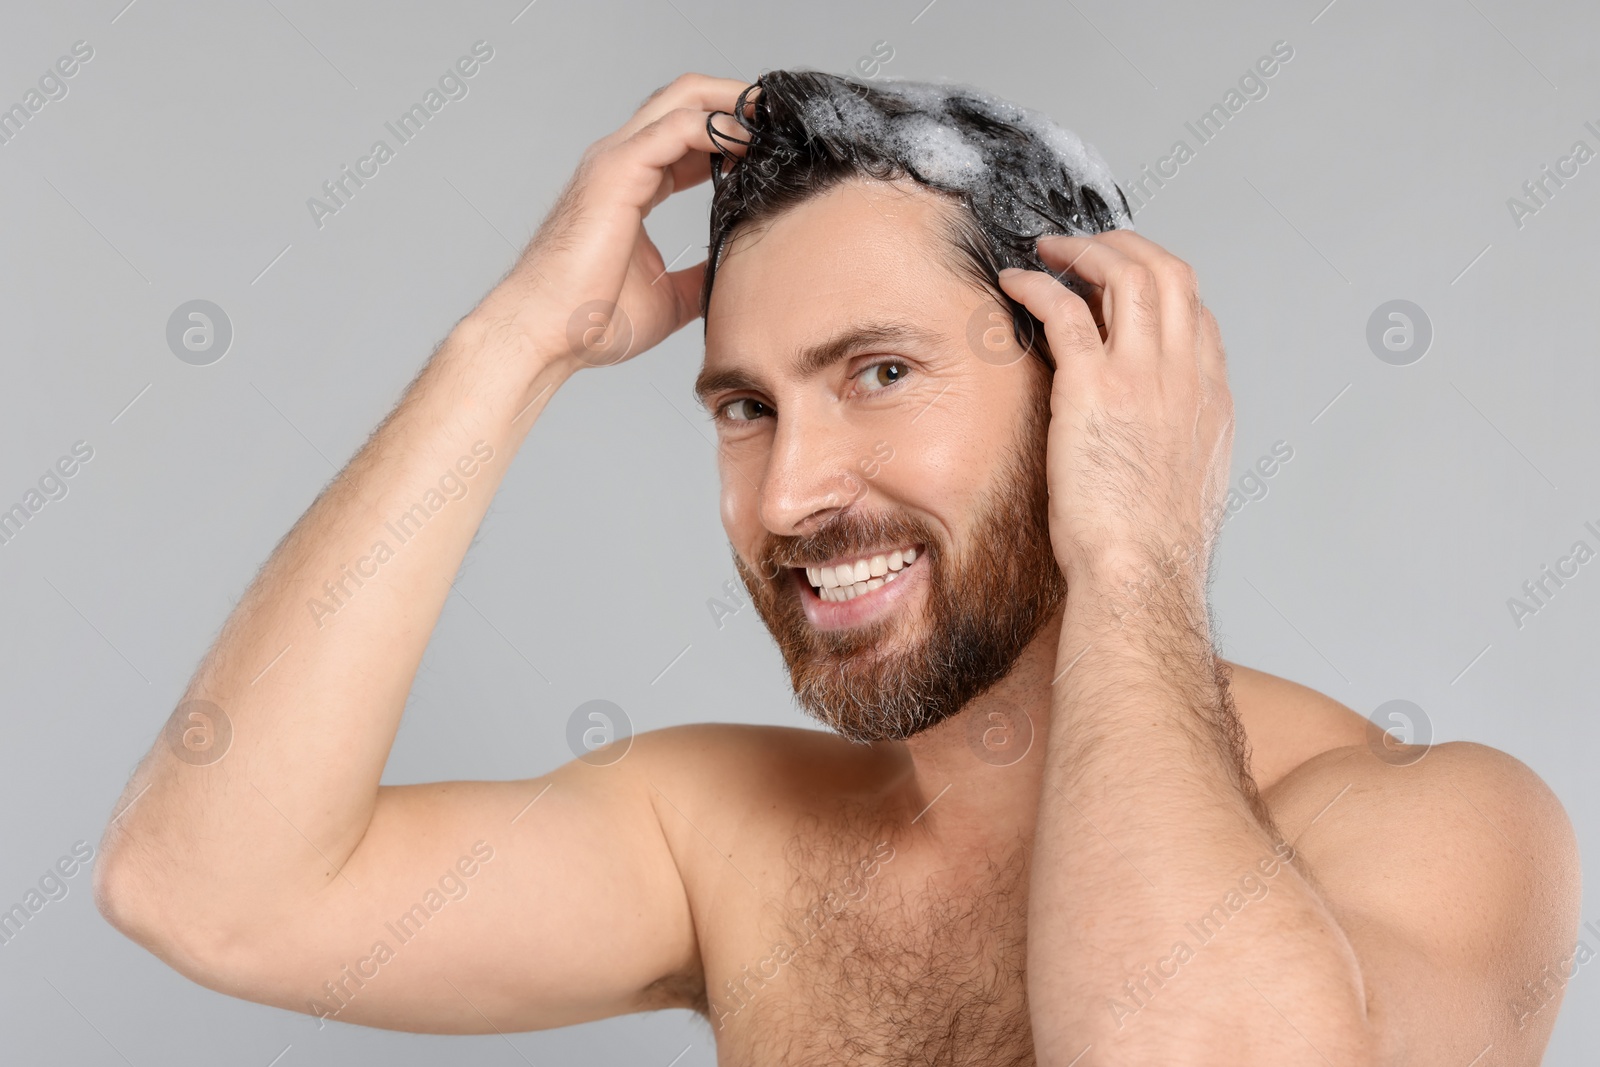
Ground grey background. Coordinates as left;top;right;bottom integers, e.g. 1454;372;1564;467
2;0;1596;1062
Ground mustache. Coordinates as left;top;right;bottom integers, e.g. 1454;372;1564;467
757;510;938;574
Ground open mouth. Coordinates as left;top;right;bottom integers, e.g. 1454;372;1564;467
797;544;923;603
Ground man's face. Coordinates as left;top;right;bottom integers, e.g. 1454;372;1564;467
698;177;1068;743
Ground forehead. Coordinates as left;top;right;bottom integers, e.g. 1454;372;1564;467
703;178;975;365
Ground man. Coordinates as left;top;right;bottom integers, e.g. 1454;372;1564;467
95;71;1580;1065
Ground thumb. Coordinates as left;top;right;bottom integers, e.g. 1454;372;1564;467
664;258;709;332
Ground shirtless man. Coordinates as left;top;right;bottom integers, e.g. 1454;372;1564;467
95;72;1581;1065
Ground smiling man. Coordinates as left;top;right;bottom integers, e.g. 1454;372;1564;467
96;72;1580;1065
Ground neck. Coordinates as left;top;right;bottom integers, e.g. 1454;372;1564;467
893;606;1066;860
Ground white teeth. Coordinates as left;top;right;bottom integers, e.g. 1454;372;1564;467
821;568;902;603
807;546;919;601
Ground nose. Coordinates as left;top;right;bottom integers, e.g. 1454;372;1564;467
757;403;872;538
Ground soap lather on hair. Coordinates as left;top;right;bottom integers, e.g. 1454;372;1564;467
702;70;1133;368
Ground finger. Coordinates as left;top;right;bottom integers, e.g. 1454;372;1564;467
1077;284;1108;341
1197;300;1227;391
614;73;757;143
996;267;1105;369
591;107;747;213
639;101;757;215
1054;272;1105;336
656;103;753;181
1091;229;1204;369
643;144;718;215
1035;234;1160;354
659;258;708;332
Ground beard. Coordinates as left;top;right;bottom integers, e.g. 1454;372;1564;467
732;372;1069;744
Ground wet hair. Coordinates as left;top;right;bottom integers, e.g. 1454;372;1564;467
702;70;1134;370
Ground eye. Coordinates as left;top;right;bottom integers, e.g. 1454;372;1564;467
716;397;773;423
857;360;910;393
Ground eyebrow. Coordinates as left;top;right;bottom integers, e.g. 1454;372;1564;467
693;320;944;408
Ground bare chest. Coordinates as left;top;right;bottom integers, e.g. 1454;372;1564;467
698;828;1037;1066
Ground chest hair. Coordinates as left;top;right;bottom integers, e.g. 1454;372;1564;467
705;811;1038;1066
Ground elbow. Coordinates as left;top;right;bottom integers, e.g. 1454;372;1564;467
92;834;158;947
93;826;256;985
92;804;162;946
91;839;129;937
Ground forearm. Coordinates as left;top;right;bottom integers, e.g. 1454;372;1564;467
100;294;574;932
1028;566;1371;1065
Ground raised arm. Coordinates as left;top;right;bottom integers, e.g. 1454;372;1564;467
1004;231;1580;1065
93;73;752;1032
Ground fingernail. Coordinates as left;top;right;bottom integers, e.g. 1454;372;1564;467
998;267;1024;278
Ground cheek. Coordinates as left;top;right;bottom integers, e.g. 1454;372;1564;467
900;414;999;506
721;466;763;548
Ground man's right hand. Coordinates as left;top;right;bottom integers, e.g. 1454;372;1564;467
93;73;753;1034
477;73;754;373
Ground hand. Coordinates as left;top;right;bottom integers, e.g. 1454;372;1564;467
998;231;1234;595
473;73;753;372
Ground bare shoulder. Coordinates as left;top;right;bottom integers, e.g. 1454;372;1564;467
1223;660;1579;899
1223;660;1582;1057
621;721;905;859
624;721;901;797
1264;736;1580;895
1221;660;1370;789
1266;738;1582;1059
